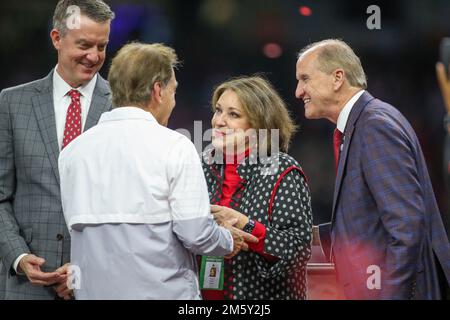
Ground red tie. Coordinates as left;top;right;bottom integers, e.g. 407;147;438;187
62;89;82;149
333;128;343;174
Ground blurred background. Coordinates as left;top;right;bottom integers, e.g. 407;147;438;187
1;0;449;229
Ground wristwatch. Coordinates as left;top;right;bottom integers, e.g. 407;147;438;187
243;219;255;234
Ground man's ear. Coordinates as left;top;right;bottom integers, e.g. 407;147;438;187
50;29;62;50
152;82;163;104
333;69;345;91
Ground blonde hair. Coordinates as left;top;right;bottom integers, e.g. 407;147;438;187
298;39;367;89
211;76;297;153
108;42;179;108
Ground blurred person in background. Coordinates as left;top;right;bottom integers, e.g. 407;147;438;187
201;76;313;300
297;39;450;299
0;0;114;300
436;61;450;236
435;61;450;299
59;42;257;299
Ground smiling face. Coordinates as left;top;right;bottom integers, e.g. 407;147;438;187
295;49;336;120
51;14;110;87
211;89;252;155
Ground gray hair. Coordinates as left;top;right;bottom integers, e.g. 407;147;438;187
298;39;367;89
108;42;179;108
53;0;115;36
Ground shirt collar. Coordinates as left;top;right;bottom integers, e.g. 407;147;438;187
336;90;365;133
98;106;158;123
53;65;98;101
203;146;264;183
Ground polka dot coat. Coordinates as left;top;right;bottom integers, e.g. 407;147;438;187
202;150;313;300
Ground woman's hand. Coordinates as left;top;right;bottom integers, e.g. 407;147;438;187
210;204;249;229
220;220;258;258
211;205;258;258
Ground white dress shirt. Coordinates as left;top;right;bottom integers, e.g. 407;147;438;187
12;68;98;274
53;66;97;150
59;107;233;299
336;90;365;133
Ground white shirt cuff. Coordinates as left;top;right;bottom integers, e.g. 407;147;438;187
13;254;28;275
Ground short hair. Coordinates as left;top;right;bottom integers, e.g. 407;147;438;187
108;42;179;108
211;76;297;153
298;39;367;89
53;0;115;36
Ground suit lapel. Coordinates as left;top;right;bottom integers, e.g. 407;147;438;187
85;75;111;131
331;91;374;228
32;71;61;184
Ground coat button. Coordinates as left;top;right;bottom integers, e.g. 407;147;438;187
56;234;64;241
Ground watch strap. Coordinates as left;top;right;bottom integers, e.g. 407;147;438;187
243;219;255;234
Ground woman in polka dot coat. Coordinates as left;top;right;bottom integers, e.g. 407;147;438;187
201;76;313;300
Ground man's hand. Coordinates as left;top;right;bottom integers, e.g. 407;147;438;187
18;254;66;286
211;205;259;258
211;205;249;229
53;263;73;300
436;62;450;113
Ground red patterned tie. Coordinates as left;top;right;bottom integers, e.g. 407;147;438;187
333;128;343;174
62;89;82;149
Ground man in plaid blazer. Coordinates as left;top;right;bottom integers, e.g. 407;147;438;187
0;0;114;299
296;39;450;299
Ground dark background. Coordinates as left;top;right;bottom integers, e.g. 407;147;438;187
1;0;449;228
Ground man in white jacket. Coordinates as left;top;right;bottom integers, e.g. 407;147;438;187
58;42;256;299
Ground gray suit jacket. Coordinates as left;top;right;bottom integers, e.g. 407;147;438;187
0;70;111;299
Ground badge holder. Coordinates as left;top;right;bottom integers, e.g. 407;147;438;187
199;256;224;290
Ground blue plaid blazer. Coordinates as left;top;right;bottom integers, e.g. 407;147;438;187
320;91;450;299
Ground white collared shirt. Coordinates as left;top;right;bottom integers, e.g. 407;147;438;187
58;107;233;299
336;90;365;133
53;66;97;150
59;106;217;226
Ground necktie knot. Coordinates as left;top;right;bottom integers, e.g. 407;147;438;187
333;128;343;147
68;89;81;101
333;128;343;174
62;90;82;149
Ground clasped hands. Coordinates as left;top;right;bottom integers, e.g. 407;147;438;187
18;254;74;300
17;206;259;297
211;205;258;259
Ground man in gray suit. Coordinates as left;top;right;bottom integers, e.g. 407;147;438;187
0;0;114;299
